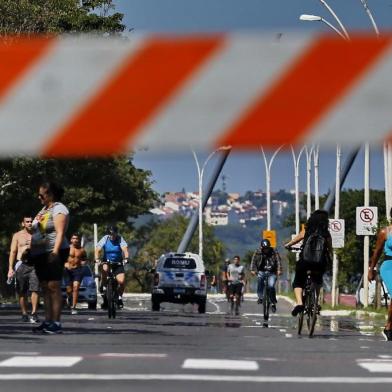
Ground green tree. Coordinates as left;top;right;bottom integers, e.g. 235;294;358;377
0;157;157;296
0;0;125;36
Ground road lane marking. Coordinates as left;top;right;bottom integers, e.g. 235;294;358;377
285;334;293;338
243;357;281;362
207;300;220;314
2;374;392;383
357;359;392;372
100;353;167;358
182;359;259;371
243;326;263;328
0;352;40;356
0;356;82;367
279;329;286;332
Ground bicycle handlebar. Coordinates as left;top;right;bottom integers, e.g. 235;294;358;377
285;245;301;252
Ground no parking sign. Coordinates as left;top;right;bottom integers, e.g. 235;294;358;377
356;207;378;235
329;219;345;248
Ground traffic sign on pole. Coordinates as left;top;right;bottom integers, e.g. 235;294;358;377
356;207;378;235
329;219;345;248
262;230;277;248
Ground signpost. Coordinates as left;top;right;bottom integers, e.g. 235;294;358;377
356;207;378;235
329;219;345;248
357;205;377;308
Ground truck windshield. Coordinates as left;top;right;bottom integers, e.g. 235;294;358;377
163;258;197;269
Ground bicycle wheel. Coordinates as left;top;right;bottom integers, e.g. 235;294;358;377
230;297;235;315
263;282;270;321
308;287;318;337
297;294;306;335
107;280;116;319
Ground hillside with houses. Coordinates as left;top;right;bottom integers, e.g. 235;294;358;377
150;189;301;257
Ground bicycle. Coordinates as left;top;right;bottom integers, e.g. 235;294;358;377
99;261;123;319
297;270;319;337
261;273;272;324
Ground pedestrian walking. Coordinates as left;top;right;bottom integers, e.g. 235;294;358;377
64;233;87;315
369;208;392;341
8;216;40;323
29;181;69;334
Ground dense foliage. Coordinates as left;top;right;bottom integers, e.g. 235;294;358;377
0;0;125;35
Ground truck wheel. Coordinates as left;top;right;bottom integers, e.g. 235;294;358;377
198;299;206;314
88;300;97;310
152;300;160;311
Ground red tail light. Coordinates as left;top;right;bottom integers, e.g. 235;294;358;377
153;273;160;286
200;274;206;289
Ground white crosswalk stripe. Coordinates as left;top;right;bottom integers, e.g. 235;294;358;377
0;356;82;368
357;359;392;373
182;359;259;371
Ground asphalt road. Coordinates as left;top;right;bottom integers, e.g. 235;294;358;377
0;294;390;392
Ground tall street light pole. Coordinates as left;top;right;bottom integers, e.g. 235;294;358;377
291;146;306;236
261;145;284;231
332;144;341;308
318;0;350;40
359;0;380;37
299;14;348;41
192;147;231;260
313;145;320;210
305;146;314;219
363;143;370;308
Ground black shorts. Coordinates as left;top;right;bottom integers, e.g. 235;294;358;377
30;248;69;282
292;260;325;289
15;263;40;295
105;263;125;276
229;282;243;296
64;267;84;285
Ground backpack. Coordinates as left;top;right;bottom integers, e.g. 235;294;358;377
301;231;327;264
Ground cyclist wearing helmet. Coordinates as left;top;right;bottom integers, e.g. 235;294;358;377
95;226;129;309
250;239;282;312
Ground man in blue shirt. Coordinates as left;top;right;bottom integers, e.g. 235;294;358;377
95;226;129;309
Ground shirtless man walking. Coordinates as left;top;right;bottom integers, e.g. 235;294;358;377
64;233;87;315
8;216;40;323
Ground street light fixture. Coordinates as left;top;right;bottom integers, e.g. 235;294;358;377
299;14;348;41
192;146;231;260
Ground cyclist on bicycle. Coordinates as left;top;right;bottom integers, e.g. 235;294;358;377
227;256;245;315
250;239;282;313
284;210;332;317
95;225;129;309
221;258;231;300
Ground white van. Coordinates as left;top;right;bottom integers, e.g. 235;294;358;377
151;252;207;313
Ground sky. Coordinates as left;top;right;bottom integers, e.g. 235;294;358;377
113;0;391;194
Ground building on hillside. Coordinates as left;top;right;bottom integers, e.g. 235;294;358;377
205;207;229;226
272;200;289;217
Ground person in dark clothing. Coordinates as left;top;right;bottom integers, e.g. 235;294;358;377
250;239;282;312
284;210;332;317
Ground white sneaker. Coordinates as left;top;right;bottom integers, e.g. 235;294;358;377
71;308;78;315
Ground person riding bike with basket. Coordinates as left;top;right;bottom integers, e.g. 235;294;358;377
284;210;332;317
95;225;129;310
250;239;282;313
